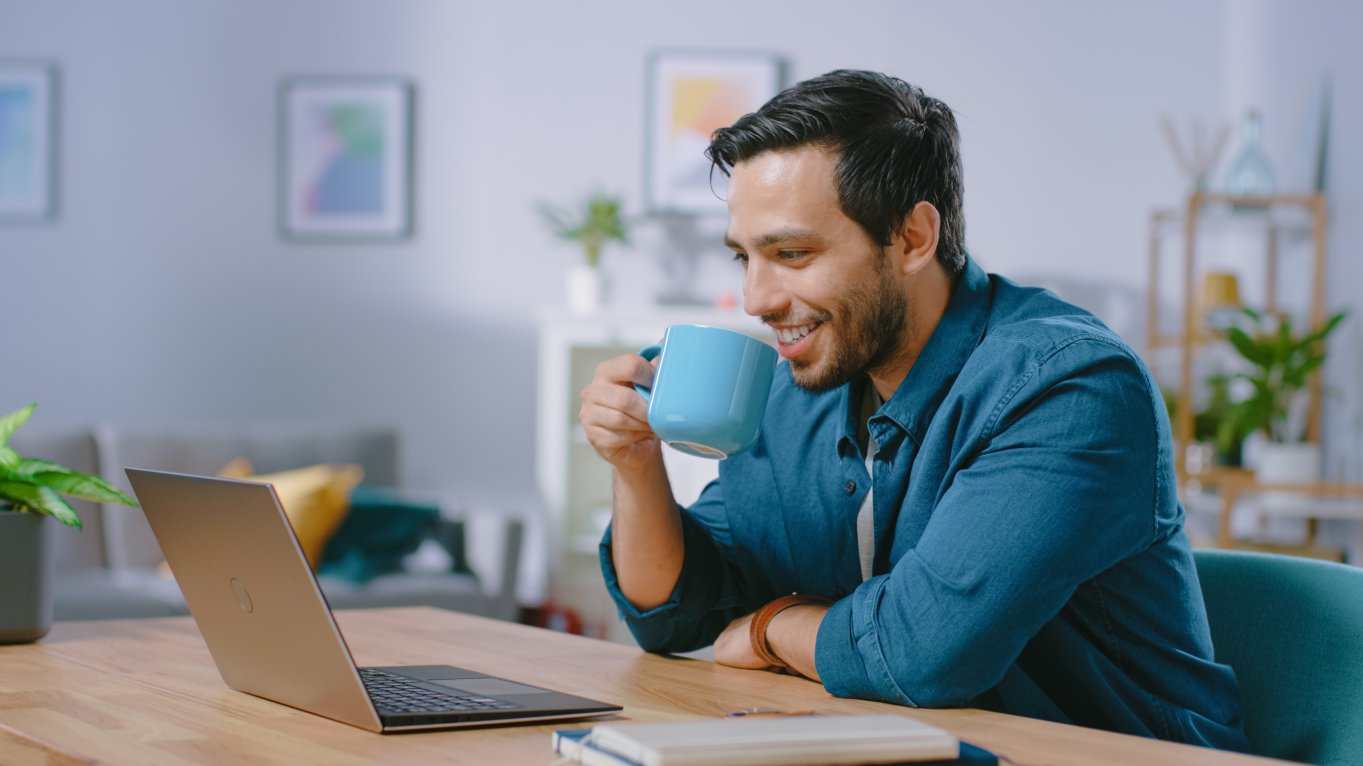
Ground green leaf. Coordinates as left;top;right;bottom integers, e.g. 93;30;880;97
0;403;36;448
0;445;18;472
1226;328;1271;367
1301;312;1347;347
1294;355;1326;380
34;471;137;506
0;481;81;529
12;457;75;478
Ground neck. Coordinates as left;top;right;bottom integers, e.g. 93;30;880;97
867;260;956;401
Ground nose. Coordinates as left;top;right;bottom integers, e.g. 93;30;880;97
742;257;787;319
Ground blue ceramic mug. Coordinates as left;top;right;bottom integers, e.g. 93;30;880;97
635;324;778;459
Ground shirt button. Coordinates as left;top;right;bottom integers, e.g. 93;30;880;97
844;480;857;495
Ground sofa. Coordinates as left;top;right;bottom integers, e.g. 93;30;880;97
11;425;523;623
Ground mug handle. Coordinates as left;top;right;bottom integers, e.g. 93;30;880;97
634;344;662;401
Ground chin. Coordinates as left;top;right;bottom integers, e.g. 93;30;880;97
787;361;850;395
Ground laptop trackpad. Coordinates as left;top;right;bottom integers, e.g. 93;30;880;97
430;678;552;696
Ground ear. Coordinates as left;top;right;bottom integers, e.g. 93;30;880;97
887;202;941;276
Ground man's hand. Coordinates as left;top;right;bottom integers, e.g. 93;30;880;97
715;606;827;680
579;353;663;475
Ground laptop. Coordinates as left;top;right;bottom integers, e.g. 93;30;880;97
125;468;621;733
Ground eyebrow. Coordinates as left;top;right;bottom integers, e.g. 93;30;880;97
723;227;823;251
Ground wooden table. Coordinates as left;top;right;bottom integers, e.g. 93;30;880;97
0;608;1285;765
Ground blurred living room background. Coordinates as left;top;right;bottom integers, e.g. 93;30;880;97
3;0;1361;641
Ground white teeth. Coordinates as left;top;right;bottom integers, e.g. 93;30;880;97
775;323;817;344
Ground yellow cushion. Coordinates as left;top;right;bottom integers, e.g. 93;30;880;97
218;459;364;569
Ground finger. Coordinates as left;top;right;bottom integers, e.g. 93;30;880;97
581;379;651;426
595;353;657;389
581;404;652;435
582;425;654;454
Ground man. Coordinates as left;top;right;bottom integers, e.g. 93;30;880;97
579;70;1246;750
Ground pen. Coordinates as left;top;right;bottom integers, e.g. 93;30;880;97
724;708;816;718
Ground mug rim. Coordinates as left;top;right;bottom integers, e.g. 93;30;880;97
665;323;771;345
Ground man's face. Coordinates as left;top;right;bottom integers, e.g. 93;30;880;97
725;146;908;393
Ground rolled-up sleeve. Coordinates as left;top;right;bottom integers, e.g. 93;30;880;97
600;479;754;652
816;342;1160;706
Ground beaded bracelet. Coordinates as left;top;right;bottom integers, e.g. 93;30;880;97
748;594;834;668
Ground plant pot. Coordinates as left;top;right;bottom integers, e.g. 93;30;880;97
0;508;55;644
566;263;606;315
1255;442;1322;514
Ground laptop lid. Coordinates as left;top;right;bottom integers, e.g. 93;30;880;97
126;468;389;732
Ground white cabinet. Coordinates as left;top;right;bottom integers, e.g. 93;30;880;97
535;309;768;642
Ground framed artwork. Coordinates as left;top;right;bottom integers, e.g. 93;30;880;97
0;61;57;222
645;50;785;215
279;76;413;240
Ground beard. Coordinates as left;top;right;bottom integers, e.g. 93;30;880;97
780;252;910;394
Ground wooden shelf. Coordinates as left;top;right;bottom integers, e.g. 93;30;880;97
1145;190;1329;485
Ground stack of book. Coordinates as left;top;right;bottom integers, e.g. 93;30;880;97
551;713;998;766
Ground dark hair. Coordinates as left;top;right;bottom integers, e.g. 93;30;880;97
707;69;966;277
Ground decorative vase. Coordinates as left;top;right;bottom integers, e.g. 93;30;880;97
1224;110;1275;201
566;263;606;315
0;508;55;644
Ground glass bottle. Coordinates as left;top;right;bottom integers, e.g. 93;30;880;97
1224;110;1275;201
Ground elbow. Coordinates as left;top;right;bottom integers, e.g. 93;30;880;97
900;648;1005;707
865;649;999;709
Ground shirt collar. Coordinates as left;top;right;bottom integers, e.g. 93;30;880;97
838;255;992;448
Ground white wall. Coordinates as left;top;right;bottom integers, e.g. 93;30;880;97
2;0;1358;509
1220;0;1363;481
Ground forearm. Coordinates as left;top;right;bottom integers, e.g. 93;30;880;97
609;452;685;611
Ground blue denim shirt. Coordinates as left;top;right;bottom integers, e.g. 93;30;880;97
600;258;1247;750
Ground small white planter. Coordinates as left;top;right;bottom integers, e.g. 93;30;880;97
566;263;606;315
1256;442;1322;513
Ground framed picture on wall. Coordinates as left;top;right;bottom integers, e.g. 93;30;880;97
644;50;785;216
0;61;58;222
279;76;413;240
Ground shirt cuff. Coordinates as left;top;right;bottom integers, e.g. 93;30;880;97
598;515;739;652
815;576;917;706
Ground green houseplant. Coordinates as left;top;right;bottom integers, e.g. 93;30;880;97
1216;308;1347;448
539;190;629;269
539;190;630;314
0;403;137;644
0;403;136;526
1216;308;1346;512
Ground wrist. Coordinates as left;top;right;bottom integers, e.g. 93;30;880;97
748;594;833;668
611;446;666;484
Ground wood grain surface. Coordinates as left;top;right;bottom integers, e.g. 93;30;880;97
0;608;1287;765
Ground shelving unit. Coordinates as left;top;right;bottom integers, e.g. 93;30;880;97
1147;191;1328;479
1145;190;1360;557
535;308;767;642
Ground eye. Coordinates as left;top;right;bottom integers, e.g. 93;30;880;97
731;251;749;265
776;250;808;262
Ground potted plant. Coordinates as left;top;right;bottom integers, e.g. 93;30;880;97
1217;308;1347;505
0;403;138;643
539;190;629;314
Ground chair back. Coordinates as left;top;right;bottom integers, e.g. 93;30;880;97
1195;548;1363;765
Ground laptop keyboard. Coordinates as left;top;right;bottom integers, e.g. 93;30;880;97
359;669;520;715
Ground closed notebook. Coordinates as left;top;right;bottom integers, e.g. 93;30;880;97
552;728;999;766
555;714;974;766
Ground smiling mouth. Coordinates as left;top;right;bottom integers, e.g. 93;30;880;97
773;322;819;345
769;321;823;360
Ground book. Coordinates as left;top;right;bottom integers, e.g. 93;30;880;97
552;715;998;766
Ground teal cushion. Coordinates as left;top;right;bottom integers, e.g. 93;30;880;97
319;486;470;585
